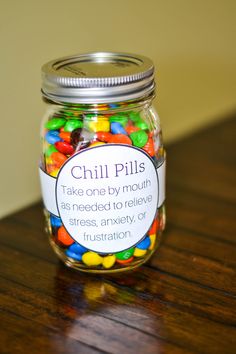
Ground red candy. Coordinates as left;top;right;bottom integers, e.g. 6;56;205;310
51;152;67;167
108;134;132;145
96;131;112;142
142;138;155;157
55;141;74;155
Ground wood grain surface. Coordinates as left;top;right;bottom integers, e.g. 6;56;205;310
0;116;236;354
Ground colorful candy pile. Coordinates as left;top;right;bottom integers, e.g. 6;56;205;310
42;108;164;271
49;213;160;269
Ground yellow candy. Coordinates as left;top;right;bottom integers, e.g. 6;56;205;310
149;234;156;250
82;252;103;266
102;255;116;269
133;248;147;257
50;168;59;177
45;156;53;165
90;142;105;147
89;120;110;132
96;115;109;120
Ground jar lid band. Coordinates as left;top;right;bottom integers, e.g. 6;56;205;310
41;52;155;104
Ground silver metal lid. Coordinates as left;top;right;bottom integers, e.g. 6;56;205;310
41;52;155;104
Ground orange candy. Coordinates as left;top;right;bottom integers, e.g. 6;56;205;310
148;131;154;138
148;219;159;235
108;134;132;145
96;131;112;142
57;226;74;246
47;164;57;174
59;131;71;143
142;138;155;157
116;257;134;265
125;126;140;135
51;152;67;168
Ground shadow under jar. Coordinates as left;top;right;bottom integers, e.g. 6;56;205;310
39;52;166;273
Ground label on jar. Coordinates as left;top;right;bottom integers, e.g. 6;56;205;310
39;144;166;253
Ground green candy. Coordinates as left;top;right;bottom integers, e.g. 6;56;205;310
64;120;83;132
136;119;149;130
45;118;66;130
130;130;148;148
45;145;58;157
85;114;96;119
109;114;128;127
129;111;141;122
115;248;134;260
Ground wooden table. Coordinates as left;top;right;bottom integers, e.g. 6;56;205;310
1;116;236;354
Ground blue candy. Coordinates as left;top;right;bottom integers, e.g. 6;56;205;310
109;103;119;108
136;236;151;250
45;130;62;144
65;249;82;261
50;214;62;228
111;122;127;135
68;243;87;254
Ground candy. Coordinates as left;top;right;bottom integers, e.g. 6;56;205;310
116;256;134;265
45;145;58;157
51;152;67;168
108;134;132;145
115;248;134;260
50;168;59;177
143;138;155;157
89;120;110;132
43;107;163;272
149;234;156;250
90;142;105;147
55;141;74;155
129;111;141;122
66;249;82;261
82;252;103;266
45;156;53;167
45;118;66;130
103;255;116;269
125;125;140;135
66;242;88;261
136;236;151;250
69;243;87;254
59;131;71;143
148;219;158;235
57;226;74;246
133;248;147;257
109;114;128;127
136;119;149;130
45;130;62;144
96;131;112;142
64;120;83;132
111;122;127;135
50;214;62;228
130;130;148;148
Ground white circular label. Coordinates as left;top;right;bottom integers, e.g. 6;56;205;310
56;144;158;253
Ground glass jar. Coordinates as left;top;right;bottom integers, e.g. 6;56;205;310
39;52;166;273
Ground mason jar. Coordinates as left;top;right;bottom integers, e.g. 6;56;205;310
39;52;166;273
